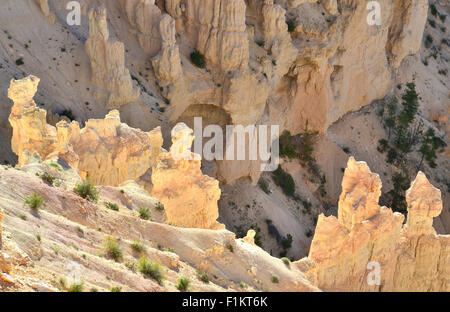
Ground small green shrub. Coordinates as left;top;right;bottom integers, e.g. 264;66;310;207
104;201;119;211
138;257;165;284
176;277;190;292
272;166;295;197
48;162;63;171
18;213;27;220
377;139;389;153
281;234;293;251
286;19;296;32
281;257;291;267
110;286;122;292
258;178;271;194
430;4;437;16
155;202;164;211
226;243;234;253
165;247;176;254
25;193;45;211
138;207;151;220
104;236;123;262
68;283;83;292
74;179;99;202
15;57;24;66
190;50;206;68
197;271;209;283
271;274;279;283
40;172;55;185
279;131;297;159
239;281;248;289
131;241;145;253
124;262;137;272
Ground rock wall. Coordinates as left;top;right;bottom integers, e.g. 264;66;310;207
296;157;449;291
151;123;224;229
147;0;429;184
120;0;163;56
8;75;222;230
152;14;183;85
35;0;55;24
85;4;140;109
8;75;162;188
0;206;3;249
56;111;163;187
8;76;58;166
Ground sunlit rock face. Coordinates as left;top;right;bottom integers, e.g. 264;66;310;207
0;206;3;249
120;0;163;56
152;14;183;85
8;76;223;230
297;157;449;292
85;5;140;109
151;123;224;230
286;0;429;134
149;0;428;185
56;110;163;187
8;76;58;167
8;76;163;188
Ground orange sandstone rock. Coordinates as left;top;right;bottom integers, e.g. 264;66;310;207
298;157;449;292
151;123;224;229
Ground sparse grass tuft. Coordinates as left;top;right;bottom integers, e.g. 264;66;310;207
138;257;165;284
176;277;190;292
271;274;279;283
155;202;164;211
138;207;152;220
18;213;27;220
197;271;209;283
74;179;99;202
104;201;119;211
68;283;83;292
131;241;145;253
124;262;137;272
104;237;123;262
281;257;291;267
25;193;45;211
40;172;55;185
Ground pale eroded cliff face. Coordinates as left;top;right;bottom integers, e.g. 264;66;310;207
8;76;58;167
8;75;222;230
8;76;163;187
85;5;140;109
6;0;430;185
296;157;449;292
151;123;224;230
135;0;429;184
